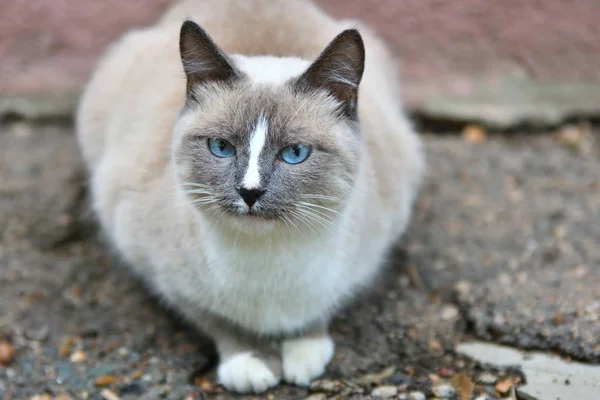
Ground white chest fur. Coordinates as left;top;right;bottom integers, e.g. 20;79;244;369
193;232;348;334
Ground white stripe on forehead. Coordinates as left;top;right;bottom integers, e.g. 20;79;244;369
242;114;268;189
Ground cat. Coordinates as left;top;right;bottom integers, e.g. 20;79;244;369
76;0;424;394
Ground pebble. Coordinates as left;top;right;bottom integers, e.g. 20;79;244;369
441;305;459;320
70;350;87;363
310;379;343;393
30;395;52;400
100;389;121;400
474;397;497;400
432;383;456;398
477;373;497;384
407;392;426;400
0;340;15;366
305;394;327;400
389;371;413;385
372;385;398;398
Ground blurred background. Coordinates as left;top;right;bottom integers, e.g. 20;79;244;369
3;0;600;127
0;1;599;400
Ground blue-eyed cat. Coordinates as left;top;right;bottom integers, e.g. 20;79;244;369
76;0;424;393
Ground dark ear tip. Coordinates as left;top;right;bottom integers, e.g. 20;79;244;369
180;20;200;35
340;29;364;45
336;29;365;61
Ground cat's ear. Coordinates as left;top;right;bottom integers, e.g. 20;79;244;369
296;29;365;119
179;20;239;95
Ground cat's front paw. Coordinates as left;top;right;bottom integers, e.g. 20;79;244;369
282;335;334;386
217;352;280;393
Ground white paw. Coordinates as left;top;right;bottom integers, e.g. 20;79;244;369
282;335;335;386
217;352;280;393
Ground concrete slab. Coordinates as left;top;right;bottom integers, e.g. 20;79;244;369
457;341;600;400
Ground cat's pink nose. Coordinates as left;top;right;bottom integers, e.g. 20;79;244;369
238;187;265;208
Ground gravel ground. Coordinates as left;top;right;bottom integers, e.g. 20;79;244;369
0;121;597;399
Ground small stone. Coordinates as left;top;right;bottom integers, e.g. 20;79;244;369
407;392;426;400
554;124;594;154
441;305;459;320
357;366;396;386
310;379;343;394
70;350;87;363
477;373;497;385
389;371;413;385
372;385;398;398
54;395;74;400
100;389;121;400
428;338;443;352
30;396;52;400
94;375;119;387
432;383;456;398
304;395;327;400
0;340;15;366
474;397;496;400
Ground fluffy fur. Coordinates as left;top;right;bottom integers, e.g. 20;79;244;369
76;0;424;393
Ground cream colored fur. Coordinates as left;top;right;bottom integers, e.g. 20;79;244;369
76;0;424;394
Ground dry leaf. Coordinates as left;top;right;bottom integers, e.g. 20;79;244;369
0;340;15;366
194;377;214;391
131;370;144;379
94;375;119;387
462;124;486;144
452;374;474;400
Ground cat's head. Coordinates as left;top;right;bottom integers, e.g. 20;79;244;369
173;20;365;235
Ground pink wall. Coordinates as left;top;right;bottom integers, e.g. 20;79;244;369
2;0;600;111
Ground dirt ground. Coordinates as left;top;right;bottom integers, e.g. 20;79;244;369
0;121;598;399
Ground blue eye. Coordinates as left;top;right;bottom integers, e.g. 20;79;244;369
280;144;311;164
208;138;236;158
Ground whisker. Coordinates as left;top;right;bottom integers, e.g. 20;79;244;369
299;194;350;205
284;212;306;239
289;210;317;236
296;201;344;216
294;206;339;233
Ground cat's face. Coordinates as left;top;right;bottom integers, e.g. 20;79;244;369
173;21;364;234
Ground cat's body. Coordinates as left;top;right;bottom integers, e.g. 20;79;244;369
77;0;424;393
